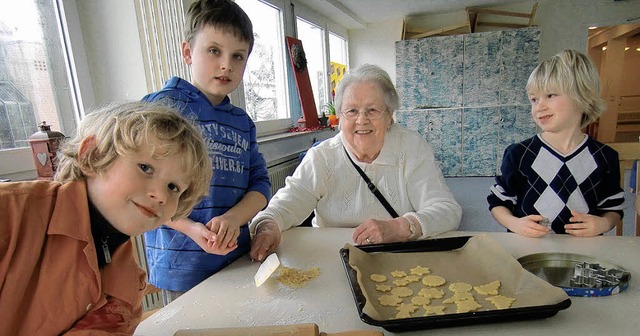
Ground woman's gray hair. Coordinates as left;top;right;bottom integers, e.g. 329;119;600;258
334;64;399;122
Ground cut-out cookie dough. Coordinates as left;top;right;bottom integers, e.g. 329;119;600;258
391;270;407;278
390;286;414;298
410;266;430;275
442;291;474;304
455;299;482;313
474;280;501;295
369;273;387;283
396;302;419;313
395;302;419;319
486;295;516;309
378;294;403;307
404;275;421;283
418;287;445;299
375;284;392;292
448;282;473;293
424;305;446;316
422;275;446;287
410;295;430;306
392;278;410;287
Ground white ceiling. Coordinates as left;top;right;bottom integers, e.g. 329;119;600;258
296;0;531;29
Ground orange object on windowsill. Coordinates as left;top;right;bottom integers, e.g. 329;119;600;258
328;114;339;126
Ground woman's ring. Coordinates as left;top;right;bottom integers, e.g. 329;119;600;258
366;237;372;244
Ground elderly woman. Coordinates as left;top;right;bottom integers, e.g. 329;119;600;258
249;64;461;261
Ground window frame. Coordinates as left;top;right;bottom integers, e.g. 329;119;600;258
0;0;86;181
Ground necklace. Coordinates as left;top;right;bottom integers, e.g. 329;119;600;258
101;236;112;264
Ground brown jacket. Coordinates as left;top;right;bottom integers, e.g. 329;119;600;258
0;180;146;335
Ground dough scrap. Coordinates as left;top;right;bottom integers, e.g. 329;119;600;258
378;294;403;306
369;273;387;283
391;270;408;278
424;305;446;316
474;280;501;295
410;266;430;275
421;275;446;287
375;284;392;292
418;287;444;299
390;286;414;298
277;267;320;288
448;282;473;293
486;295;516;309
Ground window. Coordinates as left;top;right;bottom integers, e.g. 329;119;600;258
236;0;289;123
296;17;327;111
0;0;78;180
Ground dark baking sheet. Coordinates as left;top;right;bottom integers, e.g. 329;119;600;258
339;236;571;332
517;252;630;297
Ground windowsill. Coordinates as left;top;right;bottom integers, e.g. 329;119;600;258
257;127;336;144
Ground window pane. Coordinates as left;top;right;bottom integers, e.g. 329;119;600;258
0;0;63;149
329;32;347;100
329;32;347;65
296;18;327;112
236;0;289;122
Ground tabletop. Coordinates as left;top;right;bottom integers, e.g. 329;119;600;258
135;228;640;336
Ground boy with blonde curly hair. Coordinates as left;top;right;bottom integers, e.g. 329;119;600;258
0;101;211;335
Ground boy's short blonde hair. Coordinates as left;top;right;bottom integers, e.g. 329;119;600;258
55;101;212;220
526;49;605;128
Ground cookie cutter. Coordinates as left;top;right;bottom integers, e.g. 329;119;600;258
518;252;631;297
570;262;630;288
539;217;552;229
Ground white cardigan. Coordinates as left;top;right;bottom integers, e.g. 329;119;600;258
250;124;462;239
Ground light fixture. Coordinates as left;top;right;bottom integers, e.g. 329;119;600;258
588;26;598;30
602;46;607;51
625;47;630;51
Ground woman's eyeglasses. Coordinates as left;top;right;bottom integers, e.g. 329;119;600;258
341;107;386;120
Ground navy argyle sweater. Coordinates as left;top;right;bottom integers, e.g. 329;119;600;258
487;135;625;234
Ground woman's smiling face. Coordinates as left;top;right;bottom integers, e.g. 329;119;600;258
339;81;392;163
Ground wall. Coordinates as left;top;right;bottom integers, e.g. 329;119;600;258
395;28;540;177
74;0;148;106
348;0;640;82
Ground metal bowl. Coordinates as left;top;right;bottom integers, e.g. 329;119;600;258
517;252;630;297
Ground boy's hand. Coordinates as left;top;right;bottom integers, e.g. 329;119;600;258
205;214;240;255
250;221;281;262
565;210;611;237
509;214;551;238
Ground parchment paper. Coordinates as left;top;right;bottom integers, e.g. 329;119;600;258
346;234;569;321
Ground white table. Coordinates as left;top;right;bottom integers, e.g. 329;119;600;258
135;228;640;335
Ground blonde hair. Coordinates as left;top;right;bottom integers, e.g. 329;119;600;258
526;49;605;128
55;101;212;219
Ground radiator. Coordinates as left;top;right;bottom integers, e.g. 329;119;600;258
268;157;299;196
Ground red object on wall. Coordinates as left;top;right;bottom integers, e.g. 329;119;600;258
286;36;319;128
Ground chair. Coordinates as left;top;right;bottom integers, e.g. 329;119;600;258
605;142;640;236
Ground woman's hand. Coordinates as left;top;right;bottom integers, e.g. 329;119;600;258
250;221;281;262
565;210;618;237
353;218;409;245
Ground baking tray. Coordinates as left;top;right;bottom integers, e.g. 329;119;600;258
517;252;631;297
339;236;571;332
